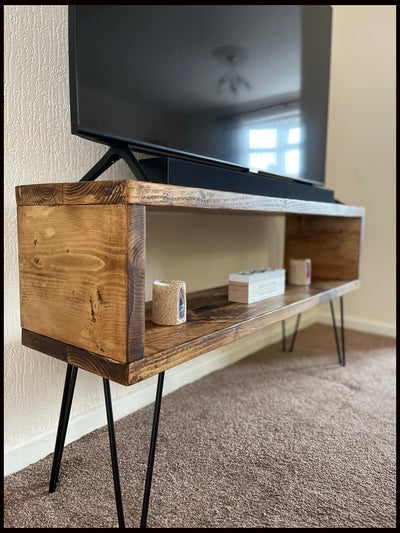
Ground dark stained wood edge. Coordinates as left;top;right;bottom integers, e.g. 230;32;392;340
22;329;130;385
22;328;68;361
67;346;129;386
127;279;361;385
15;180;129;206
127;204;146;362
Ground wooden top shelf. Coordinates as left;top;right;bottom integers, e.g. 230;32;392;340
16;180;365;218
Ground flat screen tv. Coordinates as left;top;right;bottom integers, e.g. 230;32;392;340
69;5;332;193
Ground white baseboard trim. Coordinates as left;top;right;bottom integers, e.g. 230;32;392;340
317;312;396;339
4;311;317;477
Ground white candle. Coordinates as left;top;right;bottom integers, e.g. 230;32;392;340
288;258;312;285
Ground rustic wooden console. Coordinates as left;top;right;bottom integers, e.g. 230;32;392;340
16;180;364;386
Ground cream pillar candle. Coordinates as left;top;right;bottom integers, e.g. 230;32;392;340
288;258;312;285
152;280;187;325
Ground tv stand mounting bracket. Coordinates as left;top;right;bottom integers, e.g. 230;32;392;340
80;144;149;182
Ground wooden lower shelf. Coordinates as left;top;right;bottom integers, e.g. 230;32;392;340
23;278;360;386
144;279;359;355
132;279;359;383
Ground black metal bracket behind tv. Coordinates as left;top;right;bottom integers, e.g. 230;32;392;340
80;144;149;182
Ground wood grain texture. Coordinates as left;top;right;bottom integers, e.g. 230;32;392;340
284;216;363;280
17;204;129;362
15;183;64;206
127;205;146;361
128;181;365;217
67;345;129;386
15;181;128;206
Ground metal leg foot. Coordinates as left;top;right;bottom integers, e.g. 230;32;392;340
103;379;125;528
141;372;165;528
49;364;78;493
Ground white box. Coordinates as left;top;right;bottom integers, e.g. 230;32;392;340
228;268;285;304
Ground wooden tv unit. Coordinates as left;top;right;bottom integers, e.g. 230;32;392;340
16;180;364;386
15;179;365;527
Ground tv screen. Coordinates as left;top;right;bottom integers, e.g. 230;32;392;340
69;5;332;186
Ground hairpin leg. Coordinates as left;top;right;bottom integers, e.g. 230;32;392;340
288;314;301;353
340;297;346;366
282;320;286;351
141;371;165;528
49;364;78;493
330;297;345;366
282;314;301;352
103;378;125;528
49;366;125;527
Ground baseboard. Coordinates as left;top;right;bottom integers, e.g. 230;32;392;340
317;313;396;339
4;312;317;477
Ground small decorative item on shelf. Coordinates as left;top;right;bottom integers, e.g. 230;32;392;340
228;268;285;304
152;280;187;325
288;258;312;285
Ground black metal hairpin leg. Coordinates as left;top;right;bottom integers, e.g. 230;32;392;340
288;314;301;353
330;297;345;366
103;378;125;528
340;297;346;366
49;364;78;493
282;314;301;353
49;366;125;528
141;371;165;529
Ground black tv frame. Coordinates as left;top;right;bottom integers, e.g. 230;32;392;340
69;5;336;203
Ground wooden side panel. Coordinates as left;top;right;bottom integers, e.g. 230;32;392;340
127;205;146;361
17;204;128;362
284;215;363;281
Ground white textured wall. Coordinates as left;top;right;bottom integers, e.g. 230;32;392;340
4;5;290;474
4;4;131;455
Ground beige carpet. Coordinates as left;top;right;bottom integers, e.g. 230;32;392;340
3;324;396;528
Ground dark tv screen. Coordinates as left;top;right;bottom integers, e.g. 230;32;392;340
69;5;332;186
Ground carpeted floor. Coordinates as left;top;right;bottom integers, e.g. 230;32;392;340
3;324;396;528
